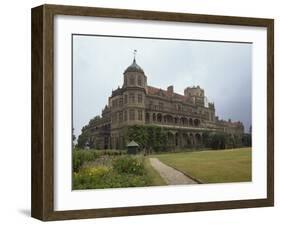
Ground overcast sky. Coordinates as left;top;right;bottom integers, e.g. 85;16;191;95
73;35;252;138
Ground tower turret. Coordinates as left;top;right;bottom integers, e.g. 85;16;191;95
184;86;205;106
123;50;147;88
122;50;146;126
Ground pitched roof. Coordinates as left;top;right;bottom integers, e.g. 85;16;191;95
126;140;139;147
147;85;188;101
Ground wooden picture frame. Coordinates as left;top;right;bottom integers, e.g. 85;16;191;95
31;4;274;221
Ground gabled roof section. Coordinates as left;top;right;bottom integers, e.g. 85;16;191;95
147;85;189;101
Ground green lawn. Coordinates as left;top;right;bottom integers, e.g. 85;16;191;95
152;148;252;183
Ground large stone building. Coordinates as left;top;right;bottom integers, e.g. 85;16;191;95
79;55;244;150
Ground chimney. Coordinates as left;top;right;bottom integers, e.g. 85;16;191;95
167;85;174;94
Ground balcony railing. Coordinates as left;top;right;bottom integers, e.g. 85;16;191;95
146;105;209;119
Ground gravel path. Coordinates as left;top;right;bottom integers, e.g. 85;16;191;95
149;158;197;185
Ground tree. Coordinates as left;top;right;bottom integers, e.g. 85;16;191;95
77;132;89;148
202;132;227;150
242;134;252;147
124;125;169;153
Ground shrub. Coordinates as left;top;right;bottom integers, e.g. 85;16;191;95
73;166;110;189
102;149;126;156
73;165;150;189
113;156;145;175
72;149;100;172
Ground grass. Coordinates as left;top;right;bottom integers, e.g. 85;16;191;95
144;158;167;186
152;148;252;183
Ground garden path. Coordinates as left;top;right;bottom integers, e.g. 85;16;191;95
149;158;198;185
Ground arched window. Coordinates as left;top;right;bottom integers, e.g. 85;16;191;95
194;119;200;127
189;118;193;126
153;113;156;121
157;113;162;122
195;133;201;144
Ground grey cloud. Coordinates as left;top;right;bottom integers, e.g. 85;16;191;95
73;35;252;138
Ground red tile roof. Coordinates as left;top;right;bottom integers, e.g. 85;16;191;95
147;86;189;101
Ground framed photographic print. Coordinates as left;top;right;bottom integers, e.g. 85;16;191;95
31;4;274;221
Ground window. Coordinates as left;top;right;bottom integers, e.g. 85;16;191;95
137;76;142;86
119;98;123;107
118;111;123;123
177;104;182;111
159;102;164;110
124;95;128;104
129;93;135;103
112;112;117;124
112;99;118;108
129;76;135;85
138;94;142;103
124;110;127;121
129;109;135;120
138;110;143;121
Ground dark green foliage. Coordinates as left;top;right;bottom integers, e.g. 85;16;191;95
242;133;252;147
202;132;245;150
126;125;148;149
77;132;89;148
210;133;227;149
125;125;169;152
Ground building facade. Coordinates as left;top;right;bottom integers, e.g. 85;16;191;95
79;56;244;150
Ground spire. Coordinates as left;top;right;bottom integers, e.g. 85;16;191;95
124;49;144;74
133;49;137;63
